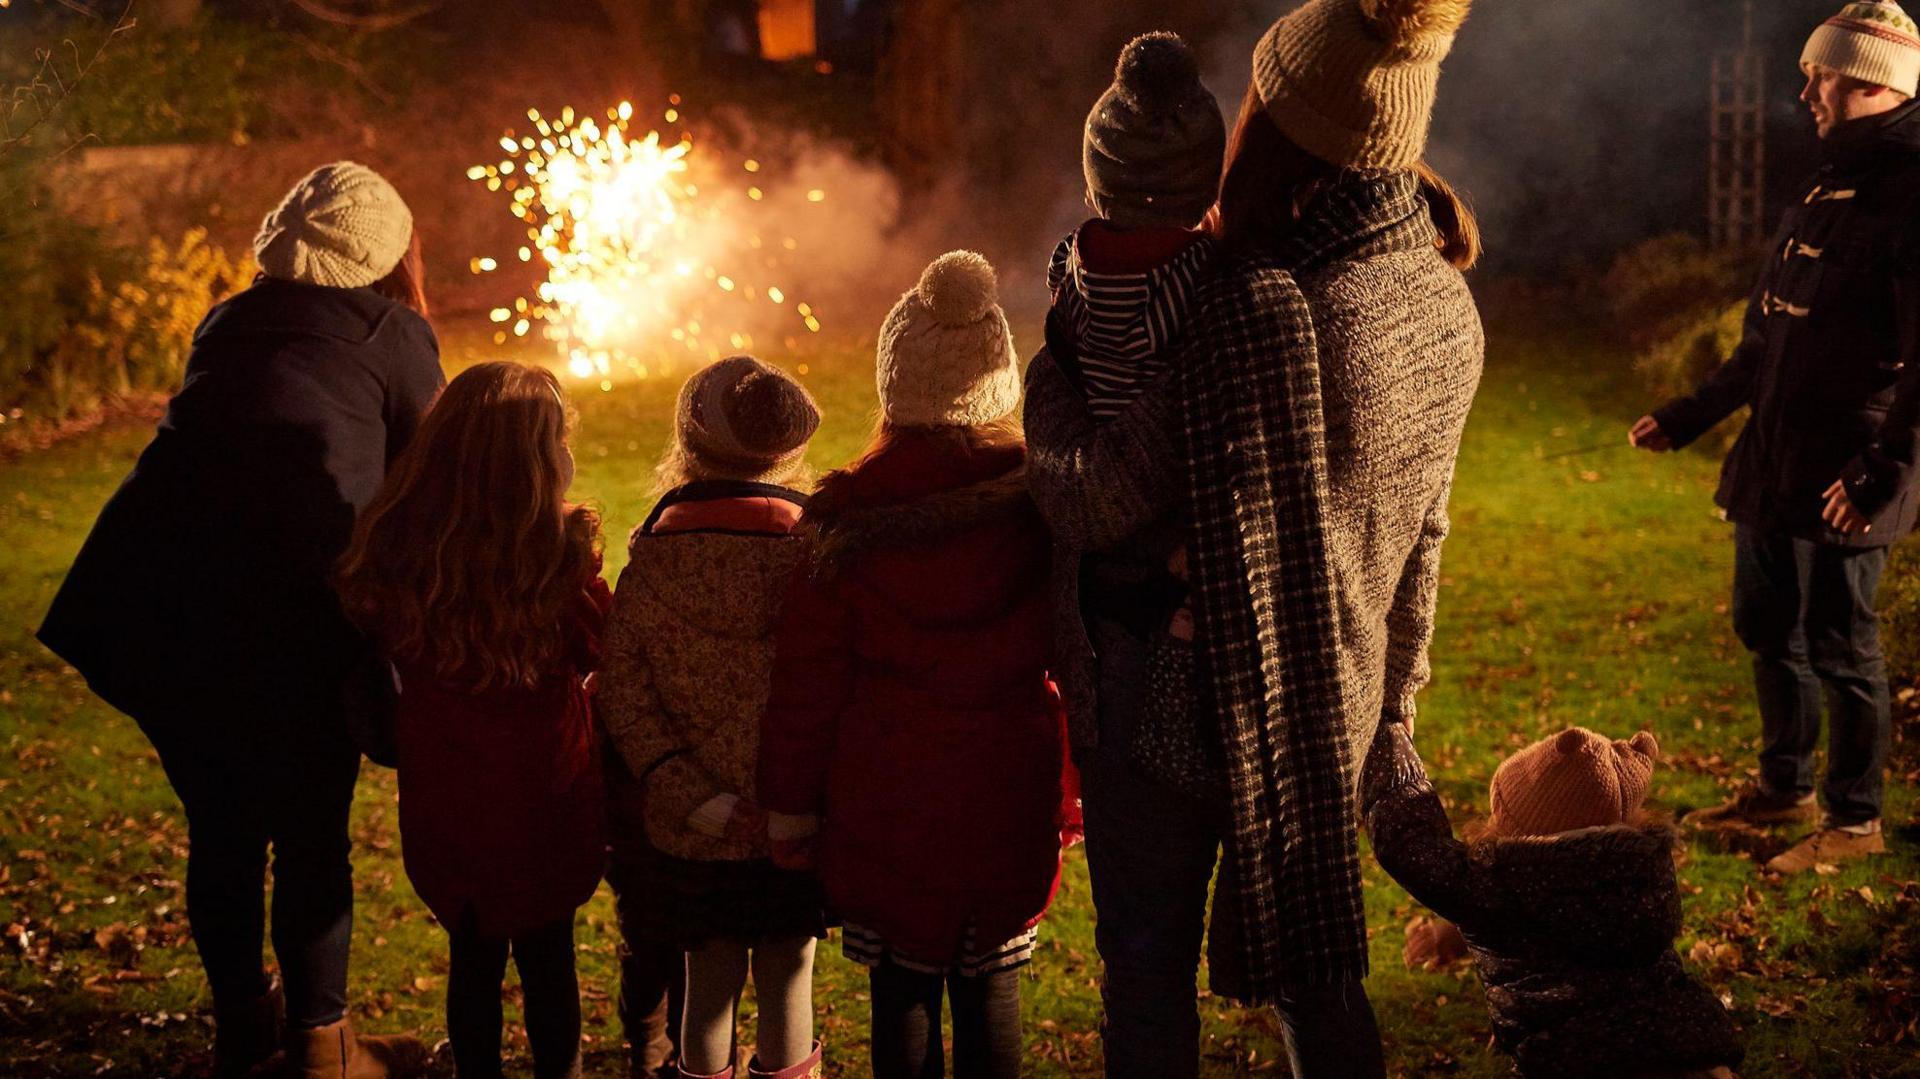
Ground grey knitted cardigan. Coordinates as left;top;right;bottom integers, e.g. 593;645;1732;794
1024;174;1483;996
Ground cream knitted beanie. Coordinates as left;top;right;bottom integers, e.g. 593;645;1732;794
876;251;1021;427
253;162;414;289
670;355;820;487
1252;0;1473;170
1803;1;1920;97
1487;727;1660;839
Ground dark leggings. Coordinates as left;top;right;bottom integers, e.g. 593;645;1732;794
446;914;582;1079
869;959;1023;1079
145;710;362;1029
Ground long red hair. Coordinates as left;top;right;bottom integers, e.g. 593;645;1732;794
337;362;600;691
1209;86;1480;270
370;231;430;317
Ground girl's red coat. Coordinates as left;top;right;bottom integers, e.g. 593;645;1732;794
396;577;611;937
759;433;1065;963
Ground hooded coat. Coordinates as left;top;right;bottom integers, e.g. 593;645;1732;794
1362;724;1745;1077
36;278;444;720
758;433;1066;963
1654;98;1920;546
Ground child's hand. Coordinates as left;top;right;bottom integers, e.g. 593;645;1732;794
1168;606;1195;641
1402;915;1468;971
725;800;767;843
769;835;816;871
1167;545;1189;582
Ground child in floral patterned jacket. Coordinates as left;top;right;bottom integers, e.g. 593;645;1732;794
598;355;826;1079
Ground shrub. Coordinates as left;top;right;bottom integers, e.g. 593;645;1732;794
1882;541;1920;682
4;226;251;423
1601;233;1746;350
1632;299;1749;453
44;228;255;418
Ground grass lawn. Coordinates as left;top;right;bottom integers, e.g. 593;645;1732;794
2;310;1917;1077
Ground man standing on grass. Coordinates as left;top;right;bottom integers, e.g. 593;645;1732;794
1630;0;1920;872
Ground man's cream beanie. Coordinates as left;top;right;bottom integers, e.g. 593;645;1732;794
253;161;414;289
1253;0;1472;171
1803;1;1920;97
876;251;1021;428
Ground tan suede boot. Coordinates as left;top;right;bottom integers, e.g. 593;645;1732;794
284;1017;431;1079
1765;822;1887;874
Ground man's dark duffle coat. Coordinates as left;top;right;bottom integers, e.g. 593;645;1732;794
1654;98;1920;548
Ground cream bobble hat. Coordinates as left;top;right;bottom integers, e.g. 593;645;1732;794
1802;1;1920;97
1252;0;1472;171
876;251;1021;427
253;161;414;289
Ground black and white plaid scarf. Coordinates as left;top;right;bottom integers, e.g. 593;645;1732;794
1181;172;1431;995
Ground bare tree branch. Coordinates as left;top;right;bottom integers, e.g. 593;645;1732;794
286;0;443;32
286;30;398;106
1;1;138;162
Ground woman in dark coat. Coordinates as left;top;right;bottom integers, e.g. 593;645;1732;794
36;162;443;1079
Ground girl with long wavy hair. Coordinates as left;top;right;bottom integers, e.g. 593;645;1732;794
337;361;609;1079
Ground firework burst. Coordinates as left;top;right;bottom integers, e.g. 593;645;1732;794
470;99;824;384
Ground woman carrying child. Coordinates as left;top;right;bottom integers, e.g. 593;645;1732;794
760;252;1067;1079
337;362;609;1079
598;355;828;1079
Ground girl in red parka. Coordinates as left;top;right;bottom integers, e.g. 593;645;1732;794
760;251;1066;1079
337;362;608;1079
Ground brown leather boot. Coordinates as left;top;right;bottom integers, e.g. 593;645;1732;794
746;1041;822;1079
1684;783;1818;828
213;980;283;1078
284;1017;431;1079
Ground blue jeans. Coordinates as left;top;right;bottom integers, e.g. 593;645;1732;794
1731;526;1891;824
1078;620;1384;1079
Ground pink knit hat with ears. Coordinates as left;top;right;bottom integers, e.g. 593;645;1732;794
1487;727;1661;838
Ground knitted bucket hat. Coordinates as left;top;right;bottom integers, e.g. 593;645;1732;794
1083;32;1227;229
1252;0;1473;170
667;355;821;487
1487;727;1661;839
253;161;414;289
876;251;1021;427
1803;0;1920;97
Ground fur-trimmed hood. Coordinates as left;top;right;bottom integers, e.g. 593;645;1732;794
798;445;1047;633
804;465;1032;576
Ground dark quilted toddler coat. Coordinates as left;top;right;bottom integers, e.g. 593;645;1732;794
1361;723;1744;1078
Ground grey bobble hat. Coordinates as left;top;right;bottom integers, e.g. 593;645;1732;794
253;161;414;289
1083;32;1227;229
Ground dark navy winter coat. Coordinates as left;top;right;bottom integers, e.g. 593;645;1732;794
1655;98;1920;547
36;277;444;721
